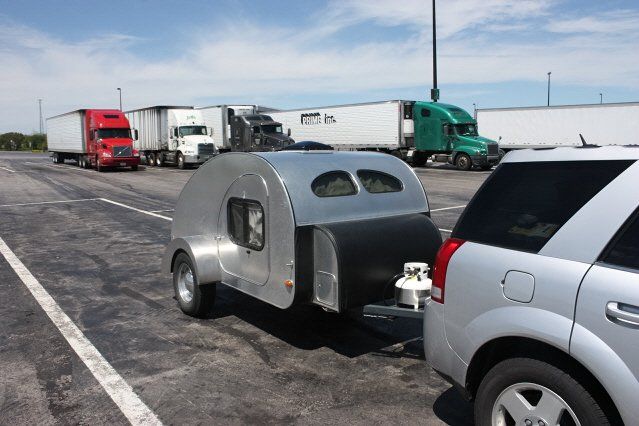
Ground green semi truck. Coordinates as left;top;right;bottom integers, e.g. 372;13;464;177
268;100;501;171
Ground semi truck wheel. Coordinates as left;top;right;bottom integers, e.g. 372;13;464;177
455;153;472;171
474;358;608;426
177;153;185;169
147;152;155;166
131;165;138;171
411;152;428;167
172;252;215;318
96;158;104;172
156;153;164;167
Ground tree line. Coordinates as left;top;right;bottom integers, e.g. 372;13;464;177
0;132;47;151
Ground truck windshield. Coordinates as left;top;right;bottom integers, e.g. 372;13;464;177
261;125;283;134
98;128;131;139
179;126;207;137
454;124;478;136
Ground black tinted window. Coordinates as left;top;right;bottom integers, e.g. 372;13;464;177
357;170;403;193
228;198;264;251
312;171;357;197
602;211;639;270
454;160;633;253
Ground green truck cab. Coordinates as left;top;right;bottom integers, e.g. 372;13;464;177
409;102;500;170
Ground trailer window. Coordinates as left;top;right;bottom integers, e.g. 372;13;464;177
312;171;357;197
228;198;265;251
357;170;403;193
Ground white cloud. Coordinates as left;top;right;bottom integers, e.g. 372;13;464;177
1;1;638;133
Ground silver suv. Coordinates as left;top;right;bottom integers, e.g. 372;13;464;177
424;146;639;425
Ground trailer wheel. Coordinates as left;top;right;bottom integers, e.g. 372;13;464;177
146;152;155;166
177;153;185;169
455;153;472;171
156;153;164;167
173;252;215;318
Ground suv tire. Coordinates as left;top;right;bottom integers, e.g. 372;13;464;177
455;153;472;171
475;358;608;426
172;253;215;318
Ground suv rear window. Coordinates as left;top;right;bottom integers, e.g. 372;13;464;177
453;160;633;253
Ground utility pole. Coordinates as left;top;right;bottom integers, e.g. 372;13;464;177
38;99;43;134
430;0;439;102
600;93;603;104
117;87;122;111
473;103;477;119
547;72;551;106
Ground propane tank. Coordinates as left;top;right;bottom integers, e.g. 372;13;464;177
394;262;431;310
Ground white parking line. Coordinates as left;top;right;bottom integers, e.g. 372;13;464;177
0;237;162;426
98;198;173;221
0;198;100;208
430;205;466;212
0;166;15;173
149;209;174;213
439;229;453;233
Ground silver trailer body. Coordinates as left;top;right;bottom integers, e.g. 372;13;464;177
198;105;257;148
125;106;194;151
46;110;86;154
163;151;442;312
477;102;639;149
266;100;415;151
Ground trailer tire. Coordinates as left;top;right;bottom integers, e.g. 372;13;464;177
177;153;185;169
173;252;215;318
78;156;84;168
455;153;472;171
146;152;155;166
156;153;164;167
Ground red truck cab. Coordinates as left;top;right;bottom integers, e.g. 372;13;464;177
85;109;140;171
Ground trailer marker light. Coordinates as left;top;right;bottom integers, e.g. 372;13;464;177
284;280;294;288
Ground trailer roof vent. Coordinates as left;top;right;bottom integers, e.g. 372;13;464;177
103;114;120;119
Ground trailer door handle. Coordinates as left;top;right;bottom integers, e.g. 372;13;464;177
606;302;639;325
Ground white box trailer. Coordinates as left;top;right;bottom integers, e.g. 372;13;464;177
477;102;639;149
47;110;85;153
126;106;217;168
198;105;257;149
266;100;414;152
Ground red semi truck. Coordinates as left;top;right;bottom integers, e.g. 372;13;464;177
46;109;140;171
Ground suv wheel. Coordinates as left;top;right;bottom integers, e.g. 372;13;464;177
455;153;472;171
172;253;215;318
475;358;608;426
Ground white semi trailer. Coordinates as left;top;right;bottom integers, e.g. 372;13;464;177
198;105;257;149
266;101;414;156
125;106;216;169
476;102;639;150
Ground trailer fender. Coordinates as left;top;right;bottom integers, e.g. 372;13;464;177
162;236;220;285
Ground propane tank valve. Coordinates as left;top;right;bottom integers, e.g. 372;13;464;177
394;262;431;310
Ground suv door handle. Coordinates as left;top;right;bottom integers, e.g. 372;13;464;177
606;302;639;325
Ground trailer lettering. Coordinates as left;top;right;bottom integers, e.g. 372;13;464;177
300;112;336;125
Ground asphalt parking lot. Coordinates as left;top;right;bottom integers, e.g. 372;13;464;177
0;151;491;425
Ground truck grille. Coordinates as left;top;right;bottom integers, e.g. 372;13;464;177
487;144;499;156
113;146;132;158
198;143;216;156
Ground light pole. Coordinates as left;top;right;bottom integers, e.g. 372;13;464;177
473;103;477;119
117;87;122;111
38;98;43;134
599;93;603;104
546;72;551;106
430;0;439;103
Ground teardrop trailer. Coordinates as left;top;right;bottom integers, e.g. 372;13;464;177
162;150;443;317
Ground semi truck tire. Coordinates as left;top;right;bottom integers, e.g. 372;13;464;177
156;153;164;167
147;152;155;166
455;153;472;171
96;158;104;172
131;165;138;171
480;165;492;171
412;152;428;167
78;156;84;168
177;153;185;169
172;252;216;318
474;358;608;426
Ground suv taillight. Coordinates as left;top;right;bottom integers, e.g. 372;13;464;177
431;238;465;304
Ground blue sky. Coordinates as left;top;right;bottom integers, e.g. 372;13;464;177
1;0;639;132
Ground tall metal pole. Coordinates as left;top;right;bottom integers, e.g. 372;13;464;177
38;99;43;134
117;87;122;111
431;0;439;102
547;72;551;106
600;93;603;104
473;103;477;119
